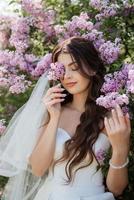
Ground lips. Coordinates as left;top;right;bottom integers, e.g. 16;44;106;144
66;82;77;86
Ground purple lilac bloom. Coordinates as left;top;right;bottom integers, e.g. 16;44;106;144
101;73;117;93
95;5;117;21
99;40;120;64
0;50;39;74
32;53;52;77
89;0;108;11
56;12;93;40
21;0;55;37
96;92;129;110
95;148;106;165
83;29;103;42
9;17;30;53
9;75;32;94
47;62;65;81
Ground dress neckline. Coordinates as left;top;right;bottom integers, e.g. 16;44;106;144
58;127;108;141
58;127;73;138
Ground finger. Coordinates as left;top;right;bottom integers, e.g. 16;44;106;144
50;93;66;100
111;109;119;127
47;87;65;96
125;113;131;133
46;98;65;106
108;117;115;130
104;117;111;134
115;104;126;125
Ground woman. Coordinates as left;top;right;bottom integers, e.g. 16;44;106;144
28;37;131;200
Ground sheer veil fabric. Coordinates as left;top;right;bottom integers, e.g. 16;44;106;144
0;71;51;200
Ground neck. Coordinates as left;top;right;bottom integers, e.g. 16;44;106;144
68;90;88;113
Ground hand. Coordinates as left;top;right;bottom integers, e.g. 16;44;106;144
104;104;131;156
42;83;66;118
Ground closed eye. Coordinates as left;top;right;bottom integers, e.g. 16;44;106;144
70;64;80;71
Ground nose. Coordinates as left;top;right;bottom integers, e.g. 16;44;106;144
64;68;72;79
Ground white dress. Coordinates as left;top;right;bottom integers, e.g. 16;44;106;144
33;128;115;200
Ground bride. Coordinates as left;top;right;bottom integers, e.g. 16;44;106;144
0;37;131;200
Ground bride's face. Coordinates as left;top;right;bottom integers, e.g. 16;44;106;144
57;53;90;95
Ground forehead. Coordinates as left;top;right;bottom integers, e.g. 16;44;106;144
57;53;75;66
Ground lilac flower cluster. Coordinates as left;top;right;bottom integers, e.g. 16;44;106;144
90;0;134;21
47;62;65;81
32;53;52;77
21;0;55;38
9;75;32;94
84;31;120;64
55;12;120;65
9;17;30;53
95;148;106;165
96;92;129;110
95;5;118;21
0;66;32;94
96;63;134;111
90;0;117;20
98;40;120;64
0;50;38;73
0;50;38;93
0;119;6;135
89;0;108;11
55;12;93;42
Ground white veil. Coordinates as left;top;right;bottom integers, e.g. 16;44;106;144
0;71;51;200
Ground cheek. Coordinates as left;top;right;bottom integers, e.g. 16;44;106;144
79;77;90;89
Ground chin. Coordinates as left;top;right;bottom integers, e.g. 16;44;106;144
66;88;82;95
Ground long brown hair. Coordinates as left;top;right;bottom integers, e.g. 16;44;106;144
46;37;108;184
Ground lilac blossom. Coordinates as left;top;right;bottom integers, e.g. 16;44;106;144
95;5;118;21
47;62;65;81
95;148;106;165
9;75;32;94
55;12;93;40
32;53;52;77
21;0;55;38
101;66;128;94
0;50;38;74
89;0;108;11
9;17;30;53
96;92;129;110
99;40;120;64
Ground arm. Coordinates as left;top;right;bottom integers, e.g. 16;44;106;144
29;116;60;177
106;150;128;196
104;105;131;197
